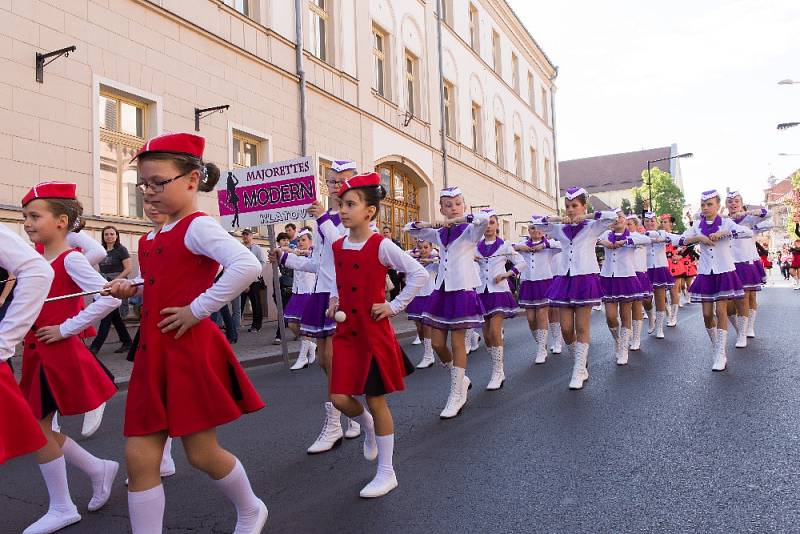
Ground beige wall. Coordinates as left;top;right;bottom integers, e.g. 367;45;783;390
0;0;559;248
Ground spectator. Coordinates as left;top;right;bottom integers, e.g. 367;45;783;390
272;232;294;344
285;223;299;249
90;226;134;354
241;229;266;332
780;246;791;280
382;226;404;300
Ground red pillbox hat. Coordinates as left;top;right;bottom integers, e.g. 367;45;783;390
337;172;381;197
22;181;77;206
132;132;205;161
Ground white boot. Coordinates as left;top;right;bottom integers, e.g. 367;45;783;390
655;311;666;339
290;341;310;370
706;327;717;353
568;342;589;390
630;320;643;351
412;335;422;345
746;309;757;338
609;326;621;363
735;316;748;348
667;304;679;327
440;366;466;419
534;330;548;364
416;338;435;368
549;322;563;354
647;310;656;334
307;341;317;365
713;328;728;371
81;403;105;438
344;419;361;439
486;346;505;390
307;402;344;454
618;328;631;365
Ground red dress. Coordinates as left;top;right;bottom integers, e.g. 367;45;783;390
19;250;117;419
124;213;265;438
35;242;95;338
667;244;685;278
0;362;46;464
330;234;411;395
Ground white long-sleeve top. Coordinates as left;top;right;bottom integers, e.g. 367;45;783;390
59;252;121;337
600;232;651;278
132;215;262;320
475;239;526;293
515;239;562;282
532;211;619;276
643;230;682;269
282;211;344;295
405;212;490;291
632;233;651;273
290;252;317;295
0;226;54;361
679;217;754;275
330;236;429;315
730;211;772;263
67;230;106;267
411;256;439;297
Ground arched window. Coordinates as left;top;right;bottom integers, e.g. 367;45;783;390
377;163;420;249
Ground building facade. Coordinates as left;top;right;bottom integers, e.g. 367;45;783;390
763;173;799;250
0;0;559;253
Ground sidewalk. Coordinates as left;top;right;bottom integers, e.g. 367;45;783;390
10;315;419;389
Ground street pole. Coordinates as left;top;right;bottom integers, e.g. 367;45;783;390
436;0;448;188
266;224;290;368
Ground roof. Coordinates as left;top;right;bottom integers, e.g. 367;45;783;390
558;147;673;195
764;177;793;203
587;195;611;211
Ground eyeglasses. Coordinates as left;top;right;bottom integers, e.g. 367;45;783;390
325;179;341;185
136;173;188;194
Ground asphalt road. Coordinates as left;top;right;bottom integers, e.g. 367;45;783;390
2;287;799;533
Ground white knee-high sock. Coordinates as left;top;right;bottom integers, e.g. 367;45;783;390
39;456;75;511
353;409;375;440
162;437;173;462
128;485;165;534
214;458;263;532
61;437;107;490
376;434;395;476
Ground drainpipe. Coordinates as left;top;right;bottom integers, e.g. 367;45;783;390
549;67;559;214
436;0;448;187
294;0;308;155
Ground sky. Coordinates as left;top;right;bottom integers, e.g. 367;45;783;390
507;0;800;207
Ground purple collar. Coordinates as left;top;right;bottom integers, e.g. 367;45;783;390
478;238;504;257
525;238;549;249
563;220;588;241
608;228;630;244
439;223;468;247
699;215;722;237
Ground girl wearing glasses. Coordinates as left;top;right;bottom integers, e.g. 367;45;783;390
107;133;267;534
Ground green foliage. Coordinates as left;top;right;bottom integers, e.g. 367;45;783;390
632;191;645;218
786;170;800;239
634;166;686;232
620;198;632;215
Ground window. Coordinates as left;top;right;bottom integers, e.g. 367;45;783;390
513;134;522;177
529;146;538;184
527;72;535;110
377;164;420;249
222;0;249;16
99;92;146;219
443;81;456;139
232;132;260;168
373;27;388;98
471;102;483;154
405;51;418;116
544;157;552;193
502;220;510;240
492;30;501;75
308;0;329;62
440;0;454;26
511;53;519;93
494;120;505;167
468;4;480;53
541;87;549;123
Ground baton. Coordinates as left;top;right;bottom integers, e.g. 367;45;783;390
44;282;143;303
0;277;17;284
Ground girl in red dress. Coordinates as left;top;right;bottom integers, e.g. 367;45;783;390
0;225;51;466
325;172;428;498
107;133;267;534
20;182;122;534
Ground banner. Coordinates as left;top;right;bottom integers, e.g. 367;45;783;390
216;156;316;229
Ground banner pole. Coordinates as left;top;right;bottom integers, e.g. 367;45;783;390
266;224;290;369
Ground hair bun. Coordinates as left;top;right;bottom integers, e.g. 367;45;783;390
200;162;221;192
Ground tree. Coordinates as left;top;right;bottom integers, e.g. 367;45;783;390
634;166;686;232
632;191;645;219
785;170;800;239
620;198;632;215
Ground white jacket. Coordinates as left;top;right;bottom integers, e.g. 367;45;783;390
515;238;562;282
475;239;526;293
644;230;682;269
282;211;344;294
405;213;490;291
532;210;619;276
600;232;651;278
730;211;772;263
679;217;754;275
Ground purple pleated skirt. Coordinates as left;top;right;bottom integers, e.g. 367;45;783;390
754;260;767;284
689;271;744;302
406;295;430;321
735;261;763;291
299;292;336;338
600;275;644;303
422;289;485;330
478;290;519;319
636;271;653;300
518;279;553;309
647;266;675;288
546;274;603;308
284;293;311;323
